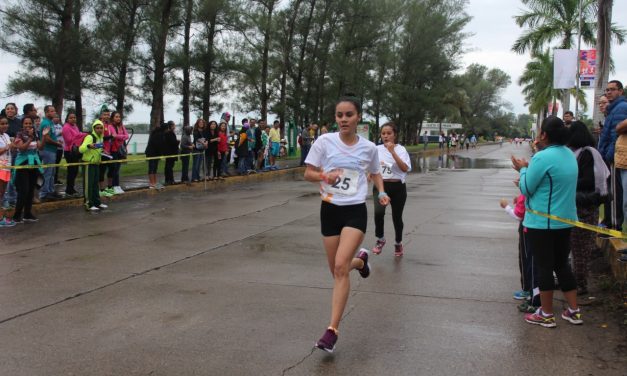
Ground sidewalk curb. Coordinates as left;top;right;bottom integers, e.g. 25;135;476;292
15;167;306;214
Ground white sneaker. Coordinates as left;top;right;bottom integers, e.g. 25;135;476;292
98;204;108;209
113;186;125;194
88;206;100;211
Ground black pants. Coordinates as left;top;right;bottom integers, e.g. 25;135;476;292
164;157;176;184
180;154;190;182
373;181;408;243
205;150;219;177
64;150;80;194
13;167;37;220
602;164;623;229
525;228;576;292
84;164;101;207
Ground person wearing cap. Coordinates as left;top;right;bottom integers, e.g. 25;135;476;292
79;120;107;211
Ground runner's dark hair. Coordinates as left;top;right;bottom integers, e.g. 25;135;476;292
336;94;362;114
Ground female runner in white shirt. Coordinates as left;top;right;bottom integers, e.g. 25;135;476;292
304;97;390;353
371;122;411;256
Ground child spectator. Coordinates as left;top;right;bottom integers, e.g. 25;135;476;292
79;120;107;211
180;125;193;184
163;121;179;185
12;116;46;222
191;119;207;182
0;115;16;227
218;121;229;178
500;194;539;313
206;120;220;180
52;113;64;186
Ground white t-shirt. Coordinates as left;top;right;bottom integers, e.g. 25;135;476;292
377;144;412;183
0;133;11;169
305;133;380;206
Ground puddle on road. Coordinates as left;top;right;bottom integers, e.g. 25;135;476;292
413;154;512;173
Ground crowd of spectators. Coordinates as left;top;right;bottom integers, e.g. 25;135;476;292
0;103;302;226
501;79;627;330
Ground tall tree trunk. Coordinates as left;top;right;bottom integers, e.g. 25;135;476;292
116;0;141;116
72;0;83;130
593;0;612;126
278;0;302;126
53;0;74;115
260;1;276;121
292;0;316;125
562;90;570;114
149;0;174;130
202;15;217;121
182;0;193;127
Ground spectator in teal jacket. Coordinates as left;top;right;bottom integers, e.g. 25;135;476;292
512;116;581;329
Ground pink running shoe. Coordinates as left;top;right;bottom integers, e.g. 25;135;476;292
394;243;404;257
372;239;386;255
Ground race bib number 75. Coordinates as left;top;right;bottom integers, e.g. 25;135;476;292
381;161;394;179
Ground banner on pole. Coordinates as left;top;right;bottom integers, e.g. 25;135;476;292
553;49;578;89
579;49;596;88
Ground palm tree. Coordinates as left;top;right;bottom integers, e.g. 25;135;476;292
512;0;597;55
519;50;588;131
512;0;597;112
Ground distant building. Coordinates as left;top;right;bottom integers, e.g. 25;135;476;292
420;123;463;136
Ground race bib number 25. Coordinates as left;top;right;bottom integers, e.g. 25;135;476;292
324;168;359;196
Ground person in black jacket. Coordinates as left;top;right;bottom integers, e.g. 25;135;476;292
163;121;180;185
567;121;607;295
146;123;167;189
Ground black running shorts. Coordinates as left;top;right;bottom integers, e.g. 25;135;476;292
320;201;367;236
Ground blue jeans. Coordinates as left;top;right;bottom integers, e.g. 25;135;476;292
221;151;230;175
39;149;56;198
192;152;203;181
3;153;17;206
238;154;248;174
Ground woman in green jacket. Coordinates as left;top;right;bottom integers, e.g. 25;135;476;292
79;120;107;211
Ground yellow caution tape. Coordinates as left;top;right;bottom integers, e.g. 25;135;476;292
527;208;626;238
2;152;205;170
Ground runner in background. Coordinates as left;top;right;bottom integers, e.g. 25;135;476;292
371;122;411;257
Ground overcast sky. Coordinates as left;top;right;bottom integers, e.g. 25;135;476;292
1;0;626;123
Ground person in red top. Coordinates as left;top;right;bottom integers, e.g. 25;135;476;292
218;121;229;178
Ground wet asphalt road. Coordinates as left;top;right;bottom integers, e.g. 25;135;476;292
0;143;625;375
